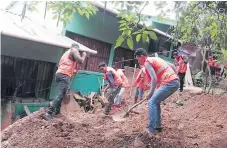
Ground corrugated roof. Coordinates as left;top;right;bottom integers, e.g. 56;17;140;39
0;10;97;55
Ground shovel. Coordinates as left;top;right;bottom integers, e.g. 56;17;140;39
60;74;81;116
111;95;148;122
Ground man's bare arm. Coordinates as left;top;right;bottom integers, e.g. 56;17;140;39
71;48;86;64
145;62;157;99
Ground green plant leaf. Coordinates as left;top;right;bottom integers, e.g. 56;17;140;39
119;28;127;31
211;28;217;38
187;28;191;34
115;36;124;48
119;23;127;28
194;7;199;13
52;15;57;20
146;36;150;43
63;20;67;27
136;34;141;42
132;31;140;35
127;30;131;36
77;8;84;15
127;37;133;49
149;31;157;40
119;20;126;23
142;33;148;43
181;26;187;32
147;25;153;30
85;12;90;20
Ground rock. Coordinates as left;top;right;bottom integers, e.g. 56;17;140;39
177;123;185;130
216;124;224;128
134;135;145;147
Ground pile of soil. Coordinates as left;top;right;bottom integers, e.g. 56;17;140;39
1;90;227;148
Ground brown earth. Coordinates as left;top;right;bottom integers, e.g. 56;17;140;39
1;89;227;148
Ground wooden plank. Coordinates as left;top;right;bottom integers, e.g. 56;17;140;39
129;64;137;97
24;105;31;115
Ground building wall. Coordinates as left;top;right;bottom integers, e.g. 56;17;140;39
1;35;64;63
65;11;149;50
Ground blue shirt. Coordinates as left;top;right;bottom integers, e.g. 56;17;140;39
106;71;120;88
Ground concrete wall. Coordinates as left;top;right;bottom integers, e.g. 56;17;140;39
1;35;64;63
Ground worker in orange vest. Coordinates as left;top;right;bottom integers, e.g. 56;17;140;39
133;65;149;104
134;48;179;136
113;68;129;108
98;62;122;115
173;52;187;92
43;43;87;121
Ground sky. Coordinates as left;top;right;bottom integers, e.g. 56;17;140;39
0;1;176;20
0;1;12;9
95;1;176;20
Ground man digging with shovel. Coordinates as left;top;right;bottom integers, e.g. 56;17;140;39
98;62;122;115
43;43;87;121
134;48;179;137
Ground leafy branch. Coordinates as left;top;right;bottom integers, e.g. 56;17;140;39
113;1;158;49
48;1;98;27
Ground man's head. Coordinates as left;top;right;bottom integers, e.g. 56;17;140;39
134;48;148;65
173;52;179;59
71;43;80;50
98;62;107;72
112;64;118;70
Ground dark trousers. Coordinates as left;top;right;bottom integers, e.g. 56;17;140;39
105;87;121;114
48;73;71;115
178;72;186;91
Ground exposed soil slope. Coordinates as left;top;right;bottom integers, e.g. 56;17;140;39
1;90;227;148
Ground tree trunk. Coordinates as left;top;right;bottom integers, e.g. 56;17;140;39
21;2;27;22
207;65;212;94
44;1;48;19
201;48;207;91
57;12;60;27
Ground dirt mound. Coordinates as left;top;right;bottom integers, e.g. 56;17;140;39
1;91;227;148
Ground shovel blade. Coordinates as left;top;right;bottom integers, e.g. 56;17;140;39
111;111;127;122
60;95;81;116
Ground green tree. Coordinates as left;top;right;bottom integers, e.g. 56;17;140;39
108;1;158;49
21;1;39;22
47;1;98;27
155;1;227;92
45;1;159;49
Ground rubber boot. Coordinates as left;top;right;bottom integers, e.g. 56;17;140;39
43;102;55;121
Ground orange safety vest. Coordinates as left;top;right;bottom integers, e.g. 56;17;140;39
104;67;122;86
134;67;149;89
178;56;187;73
117;69;129;88
145;57;178;87
56;50;78;77
208;58;215;67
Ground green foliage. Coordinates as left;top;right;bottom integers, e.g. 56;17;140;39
162;1;227;63
127;37;134;49
27;1;39;12
48;1;98;27
111;1;159;49
21;1;40;22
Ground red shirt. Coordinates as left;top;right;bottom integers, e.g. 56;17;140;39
175;56;187;73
